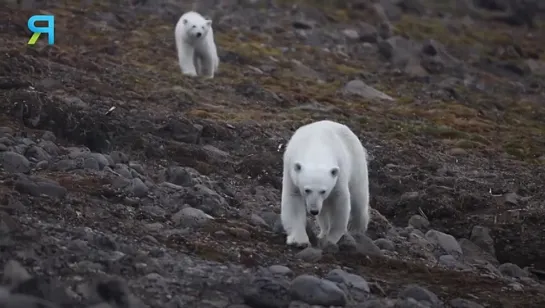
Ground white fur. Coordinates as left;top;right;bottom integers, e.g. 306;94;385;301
280;120;370;247
174;11;219;78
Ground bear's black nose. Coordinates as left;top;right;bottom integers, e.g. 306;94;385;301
196;32;202;37
310;210;319;216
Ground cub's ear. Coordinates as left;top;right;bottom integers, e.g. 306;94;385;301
294;162;302;172
205;19;212;26
330;167;339;177
183;19;188;25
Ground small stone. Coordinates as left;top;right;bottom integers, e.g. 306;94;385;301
398;284;441;305
373;238;395;251
449;298;485;308
243;276;291;308
171;207;213;227
290;274;347;306
324;269;370;301
268;265;293;278
408;214;429;230
498;263;527;278
1;151;31;173
470;226;496;257
342;29;360;41
352;233;384;257
425;229;462;258
295;247;322;262
342;80;395;101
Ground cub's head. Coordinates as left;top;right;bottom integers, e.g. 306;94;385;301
182;16;212;40
291;162;339;216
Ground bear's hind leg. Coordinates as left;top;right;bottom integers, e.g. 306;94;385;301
325;190;351;245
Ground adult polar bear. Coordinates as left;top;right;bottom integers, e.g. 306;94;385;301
281;120;370;247
174;11;219;78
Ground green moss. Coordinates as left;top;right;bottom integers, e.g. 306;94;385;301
335;64;362;75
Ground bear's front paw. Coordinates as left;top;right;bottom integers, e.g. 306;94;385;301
286;232;310;248
183;71;198;77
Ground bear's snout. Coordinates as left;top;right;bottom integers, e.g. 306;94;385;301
196;32;202;38
309;209;319;216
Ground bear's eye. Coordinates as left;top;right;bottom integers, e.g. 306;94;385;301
192;25;196;28
304;189;311;194
319;190;326;195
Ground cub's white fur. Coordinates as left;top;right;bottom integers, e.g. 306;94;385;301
280;120;370;247
174;11;219;78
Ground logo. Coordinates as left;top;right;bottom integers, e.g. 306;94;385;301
27;15;55;45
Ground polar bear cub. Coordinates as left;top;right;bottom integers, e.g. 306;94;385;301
174;11;219;78
280;120;370;247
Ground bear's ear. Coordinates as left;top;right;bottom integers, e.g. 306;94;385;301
330;167;339;177
183;19;188;25
294;162;302;172
205;19;212;26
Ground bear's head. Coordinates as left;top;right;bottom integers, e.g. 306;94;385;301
291;162;339;216
182;16;212;41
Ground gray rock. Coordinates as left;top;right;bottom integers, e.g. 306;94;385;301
110;151;129;164
438;254;468;270
243;276;291;308
295;247;322;262
342;29;360;41
394;297;430;307
114;164;133;179
129;162;145;175
470;226;496;257
358;298;397;307
0;127;14;136
25;145;51;162
425;230;463;258
324;268;370;301
458;238;499;266
290;274;347;306
187;184;228;215
359;22;378;43
41;131;56;142
53;159;79;171
171;207;213;227
127;178;148;197
398;284;441;305
1;151;31;173
449;298;485;308
342;79;395;101
408;215;429;230
163;166;196;187
87;153;111;170
498;263;527;278
249;214;269;228
14;175;67;199
83;157;101;170
267;265;293;278
38;140;60;156
378;36;420;67
374;238;395;251
352;233;384;256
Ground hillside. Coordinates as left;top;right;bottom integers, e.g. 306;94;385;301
1;0;545;307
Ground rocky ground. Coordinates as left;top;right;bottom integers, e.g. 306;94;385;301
1;0;545;307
